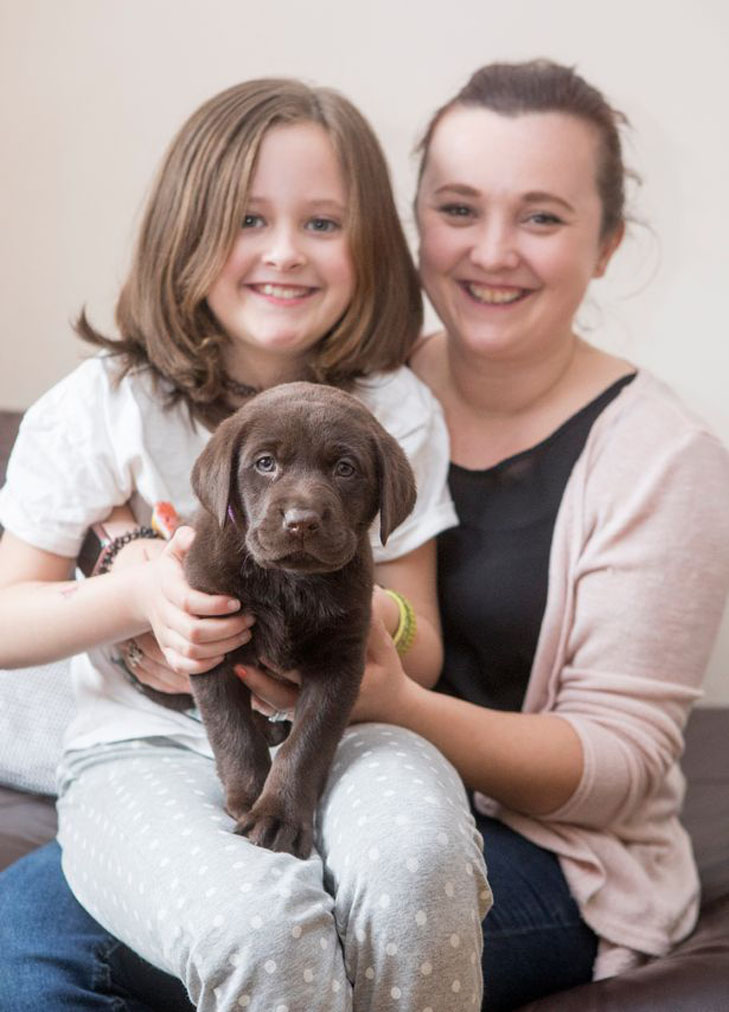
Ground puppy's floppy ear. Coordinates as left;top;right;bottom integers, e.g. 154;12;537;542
373;429;417;545
191;412;248;528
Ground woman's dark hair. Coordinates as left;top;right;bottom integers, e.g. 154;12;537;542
77;78;422;428
417;59;631;239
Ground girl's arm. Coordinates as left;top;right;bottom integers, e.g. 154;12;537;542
373;538;442;687
0;527;252;671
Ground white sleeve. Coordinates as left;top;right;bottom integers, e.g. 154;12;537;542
0;359;134;556
355;369;457;563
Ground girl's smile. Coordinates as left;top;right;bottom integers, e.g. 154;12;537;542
207;121;354;387
247;282;318;305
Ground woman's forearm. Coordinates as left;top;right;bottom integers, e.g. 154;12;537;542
393;679;583;815
0;566;150;668
401;614;443;687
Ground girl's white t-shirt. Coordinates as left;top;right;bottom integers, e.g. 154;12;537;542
0;356;456;754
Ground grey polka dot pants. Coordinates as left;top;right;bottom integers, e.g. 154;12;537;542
57;723;491;1012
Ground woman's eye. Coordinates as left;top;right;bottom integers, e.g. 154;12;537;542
254;455;276;474
525;212;564;227
307;217;339;233
439;203;474;220
242;213;265;229
334;460;356;478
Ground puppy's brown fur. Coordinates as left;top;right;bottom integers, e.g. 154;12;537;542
180;382;415;858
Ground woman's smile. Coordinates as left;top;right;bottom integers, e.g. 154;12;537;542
459;282;533;307
417;106;616;360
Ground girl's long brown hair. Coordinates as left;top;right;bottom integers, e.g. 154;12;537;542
78;79;422;428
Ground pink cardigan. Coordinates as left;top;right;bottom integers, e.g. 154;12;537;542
473;371;729;978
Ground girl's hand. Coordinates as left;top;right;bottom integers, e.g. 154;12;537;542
136;526;255;677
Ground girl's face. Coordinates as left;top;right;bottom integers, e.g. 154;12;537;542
207;122;355;387
416;106;622;361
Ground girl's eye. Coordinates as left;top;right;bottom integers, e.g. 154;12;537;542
307;217;340;234
242;213;265;229
334;459;356;478
254;455;276;474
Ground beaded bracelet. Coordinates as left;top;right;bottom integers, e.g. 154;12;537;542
96;527;163;575
383;588;417;656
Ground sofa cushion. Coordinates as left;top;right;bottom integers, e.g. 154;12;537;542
515;894;729;1011
0;785;58;872
0;660;75;795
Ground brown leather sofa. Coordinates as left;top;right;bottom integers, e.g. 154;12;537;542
1;408;728;1010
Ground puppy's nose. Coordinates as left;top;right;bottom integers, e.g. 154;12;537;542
283;508;320;535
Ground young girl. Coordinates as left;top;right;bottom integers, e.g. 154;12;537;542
0;80;489;1010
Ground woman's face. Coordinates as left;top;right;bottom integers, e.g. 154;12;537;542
416;106;621;361
207;121;355;387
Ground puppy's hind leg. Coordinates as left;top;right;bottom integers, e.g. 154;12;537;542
189;664;271;825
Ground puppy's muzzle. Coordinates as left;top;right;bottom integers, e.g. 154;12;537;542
283;507;322;536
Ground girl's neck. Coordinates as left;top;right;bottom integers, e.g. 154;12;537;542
224;348;311;398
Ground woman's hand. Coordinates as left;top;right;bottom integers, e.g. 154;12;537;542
236;620;413;726
350;618;412;724
119;631;193;695
371;583;400;637
133;526;255;678
235;662;300;721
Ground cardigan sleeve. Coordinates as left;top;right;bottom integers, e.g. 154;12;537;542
545;417;729;830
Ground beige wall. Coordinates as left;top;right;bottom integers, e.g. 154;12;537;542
2;0;728;701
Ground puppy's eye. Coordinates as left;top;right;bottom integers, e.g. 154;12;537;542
334;460;356;478
254;455;276;474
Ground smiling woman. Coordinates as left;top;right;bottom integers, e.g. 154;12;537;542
417;106;622;374
333;59;729;1009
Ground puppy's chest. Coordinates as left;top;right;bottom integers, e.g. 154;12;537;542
236;564;358;670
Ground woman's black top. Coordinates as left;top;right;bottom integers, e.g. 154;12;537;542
436;373;636;711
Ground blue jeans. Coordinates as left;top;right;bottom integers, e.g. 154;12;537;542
0;841;193;1012
476;811;598;1009
0;824;596;1012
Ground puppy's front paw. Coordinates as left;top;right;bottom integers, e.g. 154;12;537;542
235;799;313;859
225;786;258;824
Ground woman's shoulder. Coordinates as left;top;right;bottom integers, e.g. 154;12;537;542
585;368;729;493
596;369;725;446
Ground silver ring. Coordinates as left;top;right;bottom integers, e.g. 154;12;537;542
126;640;144;671
268;710;290;723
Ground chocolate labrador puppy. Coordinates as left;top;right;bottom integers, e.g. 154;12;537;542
181;381;416;858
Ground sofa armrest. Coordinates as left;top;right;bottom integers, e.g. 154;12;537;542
515;894;729;1012
0;785;57;872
